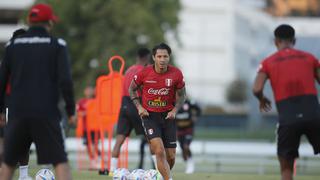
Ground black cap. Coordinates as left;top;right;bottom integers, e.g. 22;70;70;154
274;24;295;39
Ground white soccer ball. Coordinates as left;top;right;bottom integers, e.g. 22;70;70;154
129;169;145;180
35;168;55;180
143;169;163;180
113;168;130;180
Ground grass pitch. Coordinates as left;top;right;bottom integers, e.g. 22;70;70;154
13;151;320;180
71;171;319;180
15;169;320;180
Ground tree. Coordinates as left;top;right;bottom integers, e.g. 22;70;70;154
226;79;248;104
35;0;181;97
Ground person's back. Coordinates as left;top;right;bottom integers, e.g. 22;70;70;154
259;47;320;125
262;48;318;101
0;3;74;180
253;24;320;180
5;26;74;119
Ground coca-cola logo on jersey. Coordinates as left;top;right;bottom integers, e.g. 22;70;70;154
147;88;170;95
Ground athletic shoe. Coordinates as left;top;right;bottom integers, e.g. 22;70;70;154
185;158;194;174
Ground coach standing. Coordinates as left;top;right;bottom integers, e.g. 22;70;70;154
0;3;75;180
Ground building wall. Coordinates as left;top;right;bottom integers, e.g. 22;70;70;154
2;0;320;110
0;0;33;42
171;0;320;110
170;0;237;106
266;0;320;16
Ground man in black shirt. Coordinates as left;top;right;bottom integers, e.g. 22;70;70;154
176;99;201;174
0;28;33;180
0;3;75;180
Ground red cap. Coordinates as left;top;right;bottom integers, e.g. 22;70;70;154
28;3;58;23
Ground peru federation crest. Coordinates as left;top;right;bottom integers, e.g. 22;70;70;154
165;78;172;87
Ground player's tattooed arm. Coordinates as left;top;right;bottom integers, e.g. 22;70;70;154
175;87;186;111
129;80;149;117
166;87;186;120
129;80;141;107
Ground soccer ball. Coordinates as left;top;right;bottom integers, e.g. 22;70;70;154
128;169;145;180
35;168;55;180
143;169;163;180
113;168;130;180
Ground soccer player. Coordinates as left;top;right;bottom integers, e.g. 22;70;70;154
176;98;201;174
0;3;75;180
76;86;100;168
253;24;320;180
129;43;186;180
110;48;152;172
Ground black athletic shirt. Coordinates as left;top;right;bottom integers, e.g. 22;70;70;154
0;26;75;119
176;99;201;130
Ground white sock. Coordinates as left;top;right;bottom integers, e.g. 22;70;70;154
187;157;194;165
185;157;195;174
19;165;29;178
151;155;157;170
110;157;118;172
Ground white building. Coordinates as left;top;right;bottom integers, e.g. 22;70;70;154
0;0;33;44
1;0;320;110
170;0;320;110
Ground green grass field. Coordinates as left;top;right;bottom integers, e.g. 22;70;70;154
15;169;320;180
71;171;320;180
67;127;278;141
13;148;319;180
12;128;320;180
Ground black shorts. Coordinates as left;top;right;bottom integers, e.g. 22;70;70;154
177;128;193;149
141;111;177;148
83;130;98;145
0;127;4;138
178;135;193;150
276;95;320;125
277;120;320;159
4;117;67;166
116;96;144;136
